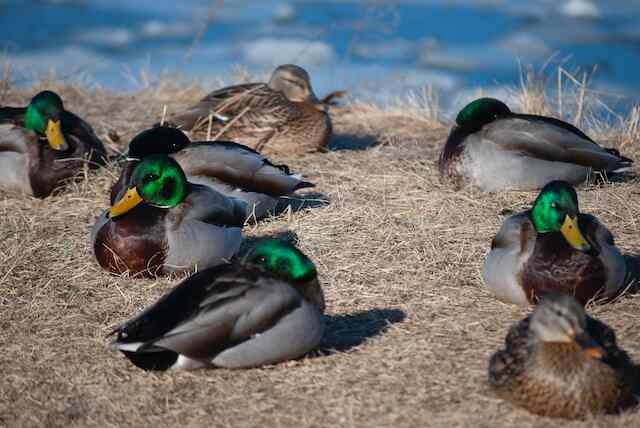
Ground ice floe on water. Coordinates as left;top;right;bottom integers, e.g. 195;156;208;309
74;28;135;49
560;0;600;19
242;38;336;67
1;0;639;113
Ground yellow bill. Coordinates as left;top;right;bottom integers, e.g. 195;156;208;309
45;119;69;151
110;187;143;218
560;215;590;251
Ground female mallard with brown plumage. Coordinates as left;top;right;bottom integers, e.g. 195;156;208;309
169;64;336;155
111;126;315;221
109;239;325;371
439;98;631;191
483;181;626;305
489;293;638;419
0;90;106;198
92;155;246;277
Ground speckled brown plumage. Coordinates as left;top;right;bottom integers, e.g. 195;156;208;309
489;311;638;419
171;81;332;156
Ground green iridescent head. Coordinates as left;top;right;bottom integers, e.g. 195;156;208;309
110;155;187;217
530;181;590;251
245;239;317;282
455;97;511;129
24;91;68;150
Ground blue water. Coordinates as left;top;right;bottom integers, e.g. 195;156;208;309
2;0;640;115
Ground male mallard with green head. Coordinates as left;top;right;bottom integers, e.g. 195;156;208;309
169;64;334;155
112;127;315;220
483;181;626;305
92;155;246;277
489;293;638;419
0;90;106;198
109;239;325;370
439;98;631;191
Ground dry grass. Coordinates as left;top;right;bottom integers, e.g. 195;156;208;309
1;70;640;428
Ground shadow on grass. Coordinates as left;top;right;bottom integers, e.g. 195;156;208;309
328;133;379;151
317;308;406;353
274;191;330;214
622;254;640;295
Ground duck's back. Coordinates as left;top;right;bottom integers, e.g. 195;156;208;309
444;115;630;191
172;141;313;195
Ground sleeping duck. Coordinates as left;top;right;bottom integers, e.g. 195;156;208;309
111;126;315;220
489;293;638;419
92;155;246;277
439;98;632;191
109;239;325;370
0;90;106;198
168;64;334;154
483;180;626;305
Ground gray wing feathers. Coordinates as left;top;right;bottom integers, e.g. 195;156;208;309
491;213;533;252
152;279;303;359
173;144;309;195
0;124;32;153
485;119;623;170
169;184;247;227
581;214;626;296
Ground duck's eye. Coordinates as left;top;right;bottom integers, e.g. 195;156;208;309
551;202;557;209
256;256;267;263
144;173;159;183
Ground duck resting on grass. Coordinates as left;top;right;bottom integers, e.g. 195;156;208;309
483;181;627;305
489;293;638;419
109;239;325;370
111;126;315;221
439;97;632;191
92;155;245;277
0;90;106;198
168;64;338;154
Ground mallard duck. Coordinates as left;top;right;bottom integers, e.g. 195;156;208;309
111;126;315;220
0;90;106;198
483;180;626;305
489;293;638;419
169;64;333;154
108;239;325;370
92;154;246;277
439;98;632;191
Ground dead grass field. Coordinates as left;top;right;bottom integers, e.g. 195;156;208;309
1;75;640;428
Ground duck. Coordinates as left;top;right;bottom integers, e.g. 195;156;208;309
439;97;632;191
111;126;315;221
92;154;246;277
168;64;334;155
489;293;638;419
0;90;107;198
483;180;626;306
108;239;325;370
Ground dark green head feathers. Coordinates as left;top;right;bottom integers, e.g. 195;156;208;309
128;126;191;159
131;155;188;208
530;180;590;251
245;239;317;282
24;90;65;134
455;98;511;129
110;155;189;218
531;181;579;233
